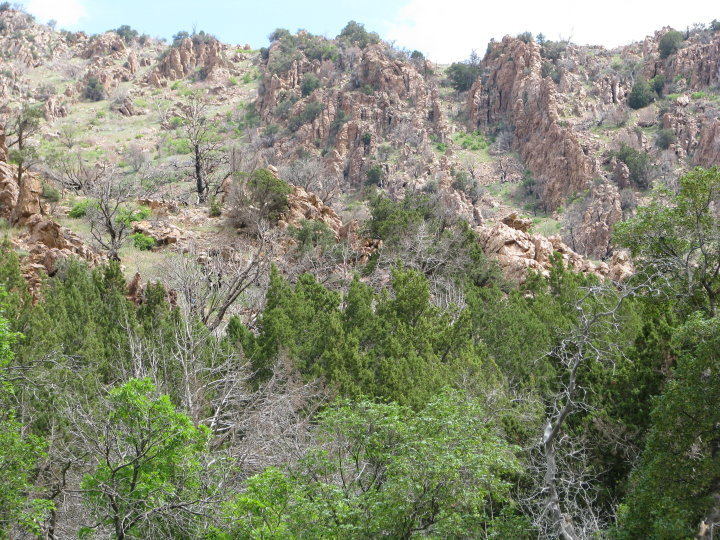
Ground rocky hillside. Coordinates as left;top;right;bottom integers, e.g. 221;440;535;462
0;7;717;287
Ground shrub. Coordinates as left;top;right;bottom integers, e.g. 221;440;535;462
628;79;654;109
290;219;336;253
41;183;61;203
366;165;384;186
301;73;321;97
655;128;677;149
650;73;666;96
69;200;93;218
658;30;683;59
130;232;155;250
362;132;372;145
171;30;188;46
338;20;380;49
0;2;10;11
712;19;720;32
616;143;652;189
113;25;138;44
209;196;221;217
517;31;534;43
83;77;106;102
446;62;480;92
118;206;151;226
288;102;324;132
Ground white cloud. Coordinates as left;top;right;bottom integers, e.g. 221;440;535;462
26;0;86;27
386;0;719;63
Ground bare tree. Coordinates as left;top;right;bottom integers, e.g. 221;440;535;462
523;281;645;539
178;93;226;203
84;165;137;260
51;153;108;194
279;157;341;204
165;233;276;331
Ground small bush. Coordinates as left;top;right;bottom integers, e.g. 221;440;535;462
288;102;324;132
628;79;655;109
113;25;138;44
453;130;489;151
130;232;155;250
650;74;666;96
69;200;93;218
659;30;683;59
290;219;336;253
691;91;706;100
337;21;379;49
655;128;677;149
83;77;106;102
118;206;151;226
366;165;384;186
41;183;61;203
615;143;652;189
209;197;222;217
301;73;321;97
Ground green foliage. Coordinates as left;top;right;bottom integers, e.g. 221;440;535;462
288;101;324;132
248;169;292;222
337;20;380;48
289;219;336;254
68;199;93;218
658;30;683;59
250;265;496;408
615;166;720;317
130;232;155;251
223;392;524;538
113;24;138;44
209;196;222;217
40;182;60;202
117;205;151;226
649;73;665;96
446;62;480;92
83;77;105;102
453;129;489;150
618;314;720;538
627;78;655;109
655;127;676;149
0;313;52;538
365;164;384;186
300;72;321;97
80;378;211;538
614;143;652;189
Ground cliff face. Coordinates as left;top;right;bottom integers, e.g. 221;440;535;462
467;37;596;211
147;36;228;85
257;41;450;187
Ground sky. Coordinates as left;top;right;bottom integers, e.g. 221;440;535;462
23;0;720;63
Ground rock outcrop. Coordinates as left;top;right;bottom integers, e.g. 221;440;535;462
258;42;449;186
147;37;227;85
696;119;720;167
467;36;596;210
80;32;126;60
575;182;623;260
279;185;343;237
476;218;631;283
43;95;68;121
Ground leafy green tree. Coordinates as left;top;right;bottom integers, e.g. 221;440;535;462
614;143;652;188
113;24;138;44
658;30;683;58
300;72;321;97
627;78;654;109
615;166;720;316
5;103;43;197
78;378;212;539
0;311;52;538
446;62;480;92
617;314;720;538
222;392;525;538
337;20;380;49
